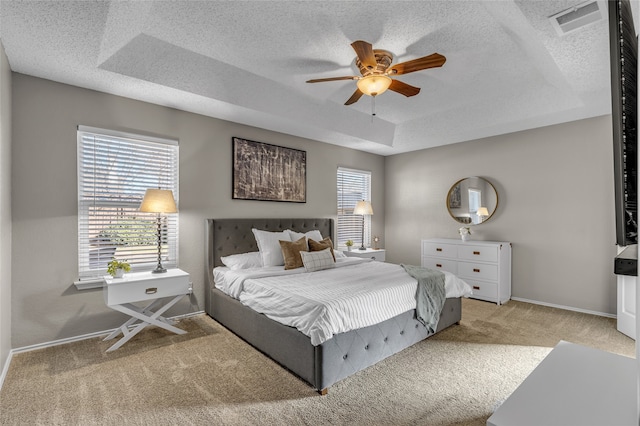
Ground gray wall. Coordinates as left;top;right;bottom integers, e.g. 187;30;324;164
7;72;620;348
385;115;617;315
11;73;385;348
0;41;12;371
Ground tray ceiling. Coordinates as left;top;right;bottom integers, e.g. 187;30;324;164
0;1;614;155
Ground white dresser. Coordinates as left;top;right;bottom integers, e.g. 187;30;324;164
421;238;512;305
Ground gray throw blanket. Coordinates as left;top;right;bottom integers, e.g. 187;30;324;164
401;264;446;334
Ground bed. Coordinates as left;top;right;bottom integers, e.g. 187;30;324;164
205;218;466;394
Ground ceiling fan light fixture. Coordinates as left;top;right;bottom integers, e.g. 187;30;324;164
357;75;392;97
306;40;445;105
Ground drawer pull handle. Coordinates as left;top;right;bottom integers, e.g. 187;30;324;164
473;285;480;290
473;251;480;255
436;248;443;252
473;268;480;273
145;287;158;294
436;263;442;268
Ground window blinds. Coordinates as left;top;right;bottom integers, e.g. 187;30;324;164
337;167;372;247
77;126;179;280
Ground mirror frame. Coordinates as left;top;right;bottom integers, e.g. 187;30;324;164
446;177;499;225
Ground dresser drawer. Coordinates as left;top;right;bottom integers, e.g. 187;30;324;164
369;252;385;262
458;245;499;262
457;262;498;281
422;241;457;259
344;249;386;262
104;270;190;306
467;280;498;302
422;257;457;274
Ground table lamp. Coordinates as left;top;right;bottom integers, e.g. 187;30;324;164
477;206;489;222
139;189;177;273
353;200;374;250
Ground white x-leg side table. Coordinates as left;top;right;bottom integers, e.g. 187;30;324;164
103;268;191;352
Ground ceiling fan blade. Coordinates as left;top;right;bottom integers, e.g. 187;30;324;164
345;89;364;105
351;40;377;69
389;53;446;75
388;79;421;97
306;76;357;83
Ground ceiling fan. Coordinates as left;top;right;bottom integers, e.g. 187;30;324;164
306;40;446;106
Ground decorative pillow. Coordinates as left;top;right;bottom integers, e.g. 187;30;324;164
220;251;262;270
308;237;336;261
300;248;336;272
279;237;308;270
286;229;323;246
334;250;347;259
252;228;291;267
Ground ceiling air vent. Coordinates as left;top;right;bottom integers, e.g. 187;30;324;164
549;1;606;36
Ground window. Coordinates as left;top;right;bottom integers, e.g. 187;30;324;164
468;188;481;213
77;126;179;282
337;167;371;247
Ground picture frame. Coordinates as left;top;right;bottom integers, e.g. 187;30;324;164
448;183;461;208
232;137;306;203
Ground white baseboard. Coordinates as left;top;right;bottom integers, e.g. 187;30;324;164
0;350;13;391
0;310;204;392
510;297;616;319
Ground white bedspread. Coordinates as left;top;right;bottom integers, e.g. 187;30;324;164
214;258;472;346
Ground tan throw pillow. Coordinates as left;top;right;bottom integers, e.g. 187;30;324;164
279;237;308;270
308;237;336;261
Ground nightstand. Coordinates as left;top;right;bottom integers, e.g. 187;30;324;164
343;248;386;262
102;268;191;352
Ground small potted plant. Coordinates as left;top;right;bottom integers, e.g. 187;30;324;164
458;226;472;242
107;258;131;278
345;240;354;251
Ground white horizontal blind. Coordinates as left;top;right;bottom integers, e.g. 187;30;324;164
77;126;179;280
337;167;371;247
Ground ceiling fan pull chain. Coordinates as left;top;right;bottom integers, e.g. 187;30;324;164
371;96;376;120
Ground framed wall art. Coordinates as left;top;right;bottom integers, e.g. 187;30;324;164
448;182;461;209
232;137;306;203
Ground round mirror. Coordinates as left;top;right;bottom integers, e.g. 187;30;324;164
447;177;498;224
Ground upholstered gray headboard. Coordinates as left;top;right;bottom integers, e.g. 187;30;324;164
206;218;333;269
205;218;333;314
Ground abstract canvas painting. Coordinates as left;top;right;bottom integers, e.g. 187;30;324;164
449;183;461;208
232;137;306;203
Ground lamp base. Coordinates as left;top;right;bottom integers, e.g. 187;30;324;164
359;246;366;251
152;216;167;274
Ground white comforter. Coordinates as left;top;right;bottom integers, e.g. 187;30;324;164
214;257;472;345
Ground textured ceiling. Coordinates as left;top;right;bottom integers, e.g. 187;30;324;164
0;0;613;155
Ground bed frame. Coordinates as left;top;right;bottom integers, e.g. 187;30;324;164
205;218;462;394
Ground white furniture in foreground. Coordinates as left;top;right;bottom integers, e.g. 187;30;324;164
487;341;637;426
103;268;190;352
421;238;511;304
343;248;386;262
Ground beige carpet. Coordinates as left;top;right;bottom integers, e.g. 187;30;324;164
0;299;634;425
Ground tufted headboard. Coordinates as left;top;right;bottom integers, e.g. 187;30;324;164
206;217;333;273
